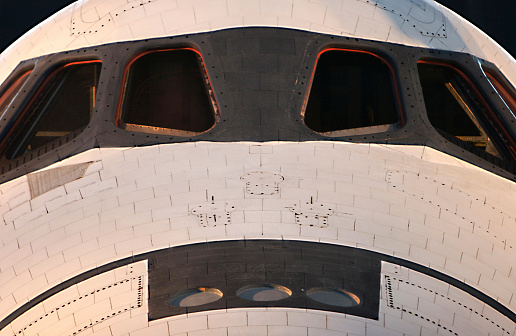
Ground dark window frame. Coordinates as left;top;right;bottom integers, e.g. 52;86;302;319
116;48;220;137
301;47;405;136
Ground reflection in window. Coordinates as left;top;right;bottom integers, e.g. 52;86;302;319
303;49;399;134
119;49;217;135
484;69;516;118
168;287;223;307
236;284;292;301
4;61;100;159
418;62;510;160
0;70;32;117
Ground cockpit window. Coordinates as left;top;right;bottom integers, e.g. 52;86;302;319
0;70;32;117
418;61;513;160
118;49;218;135
303;49;400;135
483;69;516;118
4;61;100;159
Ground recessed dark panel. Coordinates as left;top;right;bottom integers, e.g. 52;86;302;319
148;240;381;321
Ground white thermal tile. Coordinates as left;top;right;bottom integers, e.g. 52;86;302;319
79;245;117;268
154;180;190;197
17;223;50;247
130;322;169;336
45;258;83;283
193;0;228;23
8;302;46;334
247;310;287;326
292;0;326;25
268;325;308;336
161;6;197;32
365;322;403;336
151;228;190;247
207;311;247;328
374;235;410;255
45;191;83;212
226;222;262;236
64;214;100;238
408;246;445;268
0;270;32;303
97;227;134;247
259;0;292;17
189;327;227;336
326;315;365;334
355;15;391;41
287;311;326;328
478;275;513;306
30;227;67;253
13;249;48;276
64;171;102;194
337;229;374;246
37;313;76;336
168;315;208;334
116;211;152;230
1;244;32;272
152;205;188;221
130;14;166;40
300;226;338;240
228;325;267;335
118;187;154;206
389;203;426;223
13;273;49;303
426;240;462;262
133;219;170;236
0;295;15;321
115;235;152;254
3;201;31;225
99;204;135;223
307;328;346;336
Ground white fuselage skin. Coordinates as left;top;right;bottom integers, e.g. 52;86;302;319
1;0;516;335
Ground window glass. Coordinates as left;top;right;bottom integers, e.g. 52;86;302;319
484;69;516;118
303;50;399;133
5;61;100;159
0;70;32;117
418;62;507;159
119;49;217;135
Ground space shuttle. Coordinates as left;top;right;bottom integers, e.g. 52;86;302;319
0;0;515;335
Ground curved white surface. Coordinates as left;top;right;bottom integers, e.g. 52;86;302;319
1;142;515;324
0;0;515;85
1;0;516;335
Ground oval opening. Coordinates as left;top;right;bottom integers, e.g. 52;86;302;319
236;284;292;301
306;287;360;307
168;287;223;307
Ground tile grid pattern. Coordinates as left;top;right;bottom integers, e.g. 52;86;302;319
1;142;515;325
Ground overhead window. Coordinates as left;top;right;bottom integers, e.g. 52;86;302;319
303;49;400;135
418;61;515;161
3;61;100;159
118;49;218;135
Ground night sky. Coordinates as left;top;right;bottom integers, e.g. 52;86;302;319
0;0;515;56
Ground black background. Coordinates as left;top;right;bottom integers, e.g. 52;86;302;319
0;0;515;56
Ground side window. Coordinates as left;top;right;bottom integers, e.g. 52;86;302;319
0;70;32;116
303;49;400;134
118;49;218;135
3;61;101;159
483;68;516;117
418;61;514;161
